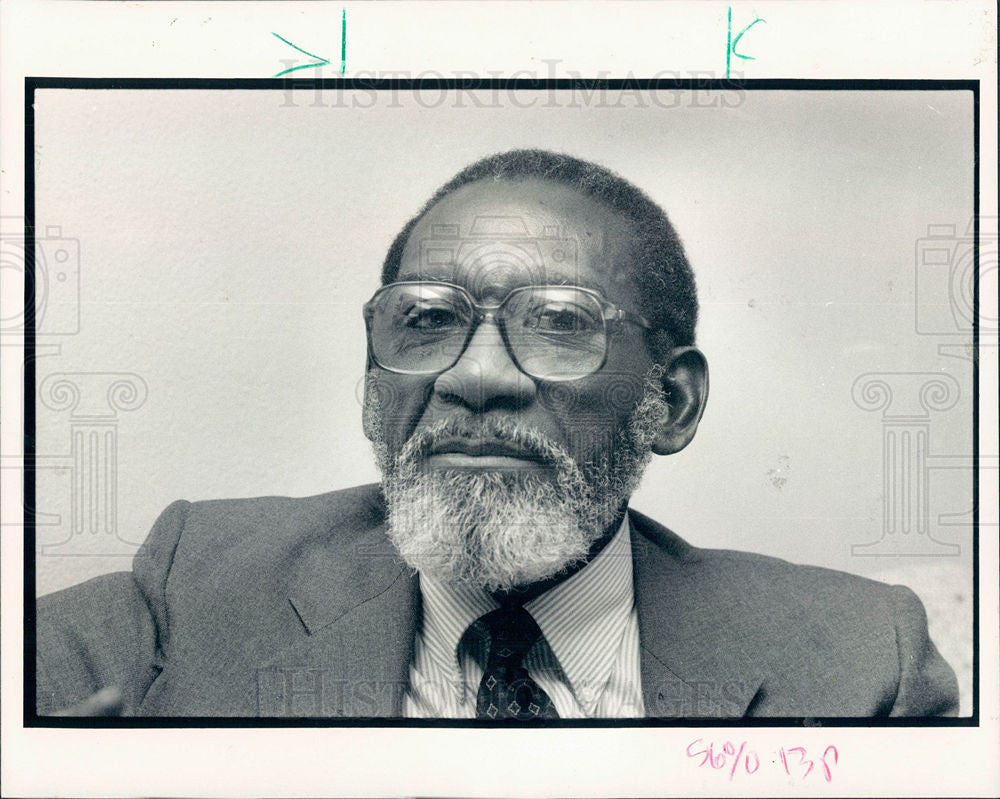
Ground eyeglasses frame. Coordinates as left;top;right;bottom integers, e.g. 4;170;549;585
362;280;653;382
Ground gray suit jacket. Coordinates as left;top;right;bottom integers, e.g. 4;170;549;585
35;484;958;718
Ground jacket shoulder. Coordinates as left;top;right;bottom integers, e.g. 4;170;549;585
182;482;384;530
630;509;958;715
630;506;905;610
699;546;898;599
170;483;385;553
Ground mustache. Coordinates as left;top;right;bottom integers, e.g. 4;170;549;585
398;416;570;467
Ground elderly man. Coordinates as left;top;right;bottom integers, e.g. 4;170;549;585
36;149;958;719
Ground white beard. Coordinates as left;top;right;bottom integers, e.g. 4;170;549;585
367;368;667;592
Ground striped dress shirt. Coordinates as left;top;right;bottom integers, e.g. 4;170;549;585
403;515;645;718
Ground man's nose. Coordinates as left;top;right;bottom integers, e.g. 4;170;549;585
433;318;536;411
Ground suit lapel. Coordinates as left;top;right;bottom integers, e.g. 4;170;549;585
258;520;420;717
630;510;764;718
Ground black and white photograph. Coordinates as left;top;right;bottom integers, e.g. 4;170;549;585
24;83;976;721
1;2;997;796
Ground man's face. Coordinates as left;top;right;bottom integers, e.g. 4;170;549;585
364;177;670;591
369;178;660;467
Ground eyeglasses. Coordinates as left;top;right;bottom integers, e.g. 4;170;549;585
363;281;651;382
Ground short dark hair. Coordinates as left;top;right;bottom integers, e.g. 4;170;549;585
381;148;698;351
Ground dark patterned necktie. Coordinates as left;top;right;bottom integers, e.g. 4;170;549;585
475;606;559;720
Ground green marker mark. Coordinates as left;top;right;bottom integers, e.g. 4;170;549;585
726;7;766;78
726;7;732;79
732;16;766;60
340;8;347;76
272;32;330;77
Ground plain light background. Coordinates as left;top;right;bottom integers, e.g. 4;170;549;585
31;87;974;709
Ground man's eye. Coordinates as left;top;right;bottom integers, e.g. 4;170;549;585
523;306;598;333
403;307;459;330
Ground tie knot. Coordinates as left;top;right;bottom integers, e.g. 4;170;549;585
478;606;543;664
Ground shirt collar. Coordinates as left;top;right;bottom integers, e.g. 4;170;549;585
525;514;634;715
416;574;497;685
416;514;635;715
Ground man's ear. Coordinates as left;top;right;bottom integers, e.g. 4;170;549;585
652;346;709;455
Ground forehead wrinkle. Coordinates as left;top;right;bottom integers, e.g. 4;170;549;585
398;178;644;309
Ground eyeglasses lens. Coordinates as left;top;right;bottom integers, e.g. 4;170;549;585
502;287;606;379
369;283;471;374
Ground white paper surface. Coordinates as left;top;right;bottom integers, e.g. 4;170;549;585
1;1;997;796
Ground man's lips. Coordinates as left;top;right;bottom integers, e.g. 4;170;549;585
424;437;547;469
427;437;539;459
